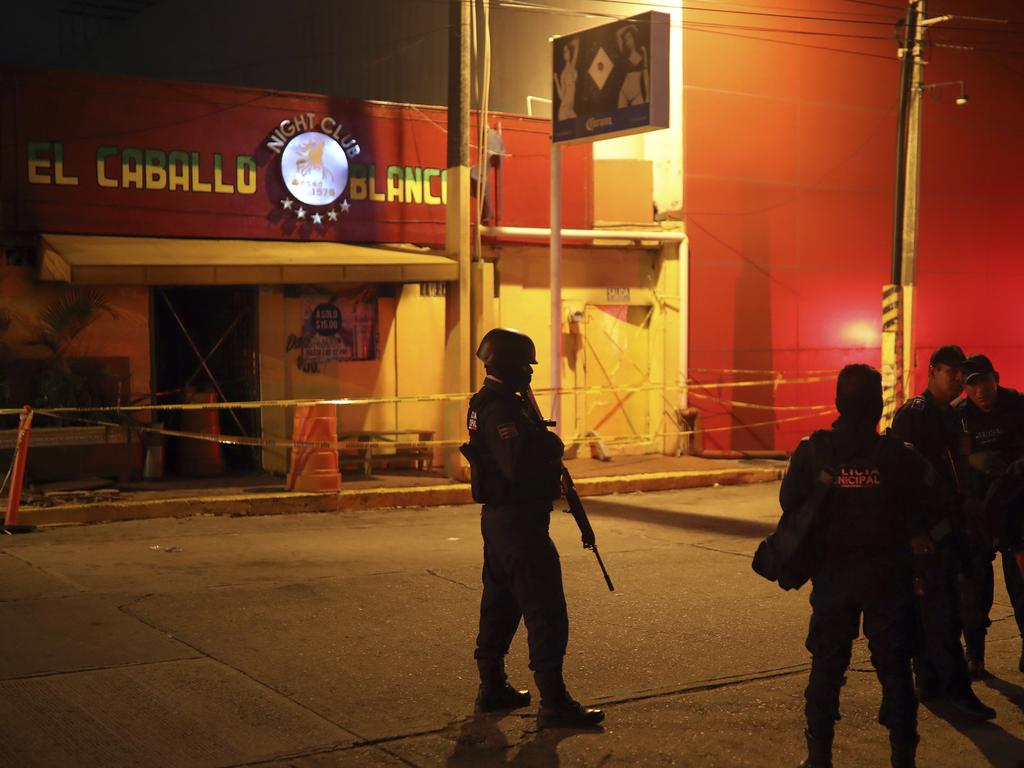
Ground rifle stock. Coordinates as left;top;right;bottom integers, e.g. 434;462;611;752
525;387;615;592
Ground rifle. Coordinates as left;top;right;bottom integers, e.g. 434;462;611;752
525;388;615;592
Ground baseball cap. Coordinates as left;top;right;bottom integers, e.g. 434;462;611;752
962;354;996;384
929;345;966;369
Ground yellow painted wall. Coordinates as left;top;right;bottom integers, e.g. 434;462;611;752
487;242;682;456
258;286;445;474
0;263;151;403
257;241;682;473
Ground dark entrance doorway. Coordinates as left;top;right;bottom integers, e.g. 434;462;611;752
152;286;260;475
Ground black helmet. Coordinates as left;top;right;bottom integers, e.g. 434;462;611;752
476;328;538;368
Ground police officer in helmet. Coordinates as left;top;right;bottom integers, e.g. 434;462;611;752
465;327;603;728
782;364;933;768
891;346;995;718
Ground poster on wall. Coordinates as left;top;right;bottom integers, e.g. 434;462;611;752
552;11;670;144
287;291;379;372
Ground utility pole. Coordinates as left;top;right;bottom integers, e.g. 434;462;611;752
882;1;918;427
900;0;933;409
883;0;957;425
444;0;472;477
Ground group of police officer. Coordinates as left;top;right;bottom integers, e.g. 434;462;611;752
461;328;1024;766
784;348;1024;768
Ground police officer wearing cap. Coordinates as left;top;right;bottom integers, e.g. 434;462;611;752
891;346;995;718
955;353;1024;677
464;327;604;729
784;364;935;768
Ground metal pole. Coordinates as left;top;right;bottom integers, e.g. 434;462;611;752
549;142;562;433
443;0;473;478
890;1;917;286
901;0;926;401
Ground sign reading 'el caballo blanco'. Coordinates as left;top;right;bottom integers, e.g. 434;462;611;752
25;113;449;216
8;69;593;244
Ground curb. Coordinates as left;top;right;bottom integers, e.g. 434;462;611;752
19;467;783;526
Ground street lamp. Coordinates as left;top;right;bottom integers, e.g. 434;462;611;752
923;80;969;106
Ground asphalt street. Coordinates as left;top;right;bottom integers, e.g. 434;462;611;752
1;483;1023;767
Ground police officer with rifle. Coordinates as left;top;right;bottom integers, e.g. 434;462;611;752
891;346;995;718
462;327;605;728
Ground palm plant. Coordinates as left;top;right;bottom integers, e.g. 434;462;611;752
27;287;114;357
14;288;118;415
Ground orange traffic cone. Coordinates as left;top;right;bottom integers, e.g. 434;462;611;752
287;404;342;492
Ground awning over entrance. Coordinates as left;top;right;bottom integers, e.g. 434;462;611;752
38;234;458;285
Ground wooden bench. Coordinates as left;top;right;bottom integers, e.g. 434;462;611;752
337;429;435;476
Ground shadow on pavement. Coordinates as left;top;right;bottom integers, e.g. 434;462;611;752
925;689;1024;767
984;674;1024;711
581;497;775;539
446;713;603;766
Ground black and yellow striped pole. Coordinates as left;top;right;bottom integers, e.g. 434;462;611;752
881;284;902;428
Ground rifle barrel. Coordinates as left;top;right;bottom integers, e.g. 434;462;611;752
591;545;615;592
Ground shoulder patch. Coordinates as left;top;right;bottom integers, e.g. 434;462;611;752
496;422;519;440
467;410;478;431
909;397;926;411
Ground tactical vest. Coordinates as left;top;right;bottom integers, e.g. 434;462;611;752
464;386;562;506
812;430;907;555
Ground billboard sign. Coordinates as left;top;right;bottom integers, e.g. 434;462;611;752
552;11;670;144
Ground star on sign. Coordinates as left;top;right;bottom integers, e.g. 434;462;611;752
281;198;293;210
340;199;351;213
327;209;338;222
296;206;307;219
312;212;323;225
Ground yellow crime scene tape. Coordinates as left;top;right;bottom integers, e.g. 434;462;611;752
689;367;840;376
687;390;834;412
0;372;839;461
0;375;837;418
21;405;835;453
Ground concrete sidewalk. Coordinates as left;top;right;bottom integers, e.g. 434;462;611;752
15;454;787;526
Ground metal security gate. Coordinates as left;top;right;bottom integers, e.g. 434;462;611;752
583;304;652;454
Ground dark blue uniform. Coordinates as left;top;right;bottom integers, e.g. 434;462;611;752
891;390;972;698
468;377;569;673
781;419;931;744
956;386;1024;660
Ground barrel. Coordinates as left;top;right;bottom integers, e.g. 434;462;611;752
178;389;224;477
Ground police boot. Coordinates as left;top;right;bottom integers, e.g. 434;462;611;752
965;646;987;679
947;688;996;720
889;731;918;768
798;729;832;768
475;658;531;713
534;666;604;729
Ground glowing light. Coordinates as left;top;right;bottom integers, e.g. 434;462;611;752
842;321;879;348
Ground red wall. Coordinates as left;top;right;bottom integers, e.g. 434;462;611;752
683;1;1024;450
0;68;592;247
